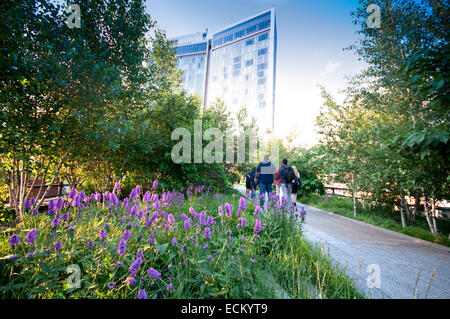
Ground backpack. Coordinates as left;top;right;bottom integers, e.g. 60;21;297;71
284;166;296;184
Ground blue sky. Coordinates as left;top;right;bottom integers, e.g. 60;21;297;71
145;0;367;145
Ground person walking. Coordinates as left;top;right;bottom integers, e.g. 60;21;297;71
254;155;276;209
279;158;295;211
249;166;257;199
274;164;283;202
291;166;301;207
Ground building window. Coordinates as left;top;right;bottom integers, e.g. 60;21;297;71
246;25;256;34
223;87;228;93
257;63;267;70
213;76;217;82
223;67;227;73
257;78;265;85
258;32;268;41
245;59;253;66
224;73;228;79
259;101;266;108
198;63;201;68
224;34;233;43
232;98;238;105
233;56;241;63
258;20;270;30
235;30;244;38
245;74;249;81
245;38;254;46
258;93;264;100
233;70;240;76
258;48;268;56
257;71;264;77
233;63;241;70
244;89;248;95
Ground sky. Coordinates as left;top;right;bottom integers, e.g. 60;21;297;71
145;0;368;146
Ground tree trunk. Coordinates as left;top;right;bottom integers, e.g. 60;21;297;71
431;198;438;233
404;195;411;221
413;193;419;222
400;191;406;228
421;188;436;235
352;172;356;217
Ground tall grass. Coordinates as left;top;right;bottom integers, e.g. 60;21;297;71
0;186;363;299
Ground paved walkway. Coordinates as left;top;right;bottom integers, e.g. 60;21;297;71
235;185;450;299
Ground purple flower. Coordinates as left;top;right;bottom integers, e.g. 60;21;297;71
203;244;208;249
237;208;242;217
239;197;246;210
254;219;262;233
189;207;195;216
125;277;136;286
166;283;173;292
224;203;233;218
218;205;223;217
115;182;121;192
53;241;62;250
31;208;38;216
147;267;161;280
250;258;255;263
87;240;94;249
254;205;261;216
25;229;37;244
152;179;158;190
51;214;61;228
167;214;175;224
204;227;211;239
118;239;127;256
143;191;151;203
184;219;190;231
107;282;115;289
129;257;143;277
9;234;20;246
239;218;247;227
69;188;77;200
172;237;178;246
207;255;212;260
99;228;107;240
122;229;131;241
25;252;35;259
137;289;147;299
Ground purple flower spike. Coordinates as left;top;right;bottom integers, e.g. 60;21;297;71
137;289;147;299
147;267;161;281
25;229;37;244
254;219;262;233
118;239;127;256
9;234;20;247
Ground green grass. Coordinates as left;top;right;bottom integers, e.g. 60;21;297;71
0;187;364;299
299;194;450;247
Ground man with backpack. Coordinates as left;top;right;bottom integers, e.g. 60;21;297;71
278;158;295;211
254;155;277;209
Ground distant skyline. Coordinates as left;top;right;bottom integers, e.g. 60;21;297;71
145;0;367;146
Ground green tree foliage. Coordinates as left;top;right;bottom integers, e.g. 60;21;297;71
316;0;449;233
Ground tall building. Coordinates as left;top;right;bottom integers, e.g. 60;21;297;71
169;8;277;133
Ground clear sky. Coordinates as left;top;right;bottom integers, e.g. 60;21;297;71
145;0;367;146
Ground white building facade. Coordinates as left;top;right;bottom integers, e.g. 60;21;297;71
169;9;277;133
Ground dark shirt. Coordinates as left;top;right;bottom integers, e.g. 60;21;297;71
279;165;291;184
256;161;275;184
